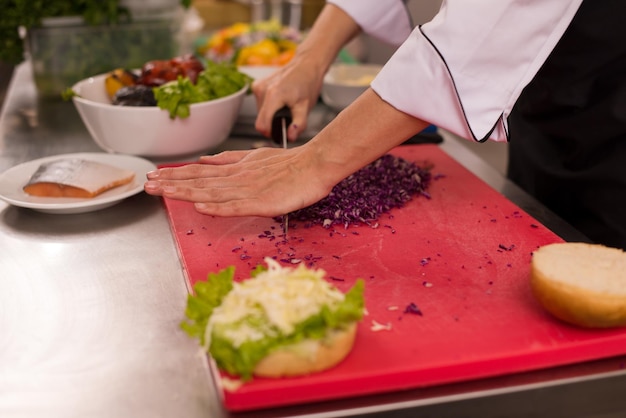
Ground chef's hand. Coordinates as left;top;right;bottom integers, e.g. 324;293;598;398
144;89;429;218
252;53;325;142
143;146;332;217
252;3;361;142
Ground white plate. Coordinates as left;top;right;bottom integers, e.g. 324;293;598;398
0;153;157;214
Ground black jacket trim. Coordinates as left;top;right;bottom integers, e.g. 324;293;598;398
418;25;508;143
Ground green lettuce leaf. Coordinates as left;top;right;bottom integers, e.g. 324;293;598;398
180;266;235;346
153;61;253;119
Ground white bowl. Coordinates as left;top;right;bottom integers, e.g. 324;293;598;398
71;73;247;158
237;65;280;119
321;63;383;111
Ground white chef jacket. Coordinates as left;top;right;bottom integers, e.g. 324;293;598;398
327;0;583;142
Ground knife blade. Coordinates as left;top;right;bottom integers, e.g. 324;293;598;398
271;106;292;238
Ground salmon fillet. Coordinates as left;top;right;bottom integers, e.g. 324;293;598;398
23;158;136;198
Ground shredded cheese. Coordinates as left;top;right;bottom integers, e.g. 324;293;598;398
207;258;346;348
371;320;392;332
220;377;244;392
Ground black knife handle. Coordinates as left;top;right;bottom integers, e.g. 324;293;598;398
271;106;293;145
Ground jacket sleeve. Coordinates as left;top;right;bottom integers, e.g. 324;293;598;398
370;0;583;142
327;0;413;46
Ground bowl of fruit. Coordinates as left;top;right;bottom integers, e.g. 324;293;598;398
70;54;251;159
195;20;302;120
196;20;301;67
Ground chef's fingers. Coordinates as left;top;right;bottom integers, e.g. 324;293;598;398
147;148;286;183
253;77;310;141
145;174;325;218
255;100;309;142
190;178;323;217
255;99;290;140
198;148;290;170
251;77;273;137
144;144;332;217
145;164;234;181
197;149;254;165
151;181;277;215
287;101;309;141
144;180;293;219
146;152;294;197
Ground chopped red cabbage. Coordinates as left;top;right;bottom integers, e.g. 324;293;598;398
404;302;423;316
279;154;432;229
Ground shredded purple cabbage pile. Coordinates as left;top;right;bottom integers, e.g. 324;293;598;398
285;154;432;229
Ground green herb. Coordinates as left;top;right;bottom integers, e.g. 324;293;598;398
153;61;253;119
2;0;127;65
0;0;189;65
180;266;235;346
60;87;77;101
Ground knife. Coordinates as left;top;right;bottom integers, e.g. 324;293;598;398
271;106;293;238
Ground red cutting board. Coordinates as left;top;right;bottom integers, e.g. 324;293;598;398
162;144;626;412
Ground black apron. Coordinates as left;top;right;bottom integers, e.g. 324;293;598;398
507;0;626;249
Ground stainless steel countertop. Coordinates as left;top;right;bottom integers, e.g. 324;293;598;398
1;62;625;418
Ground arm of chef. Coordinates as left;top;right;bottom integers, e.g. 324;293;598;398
328;0;414;47
334;0;583;143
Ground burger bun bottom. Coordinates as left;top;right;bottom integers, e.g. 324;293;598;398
253;322;358;378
